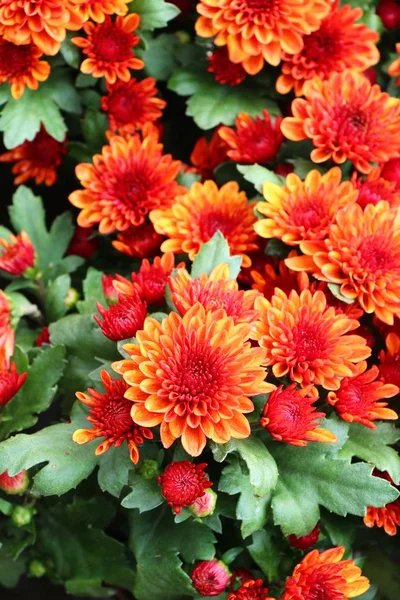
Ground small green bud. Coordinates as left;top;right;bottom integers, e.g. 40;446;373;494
11;505;33;527
175;30;191;45
65;287;79;309
139;459;160;480
29;560;46;578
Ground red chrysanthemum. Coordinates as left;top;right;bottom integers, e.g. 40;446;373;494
230;570;253;592
0;361;27;407
0;232;35;276
388;42;400;86
158;461;212;513
150;180;259;268
228;578;273;600
69;128;184;235
276;1;379;96
275;163;294;177
282;546;370;600
67;226;99;259
190;128;229;180
260;384;337;446
94;290;147;342
351;167;400;209
0;470;28;495
0;38;50;99
0;292;14;363
73;371;153;463
381;157;400;189
195;0;331;74
192;560;231;597
100;274;118;304
35;326;50;347
112;223;163;258
281;69;400;175
114;253;182;306
254;289;370;389
286;201;400;325
72;14;144;84
208;46;246;86
364;471;400;536
327;362;398;428
101;78;166;134
379;333;400;388
0;0;82;56
69;0;129;23
288;524;321;550
219;111;282;165
251;254;308;301
377;0;400;29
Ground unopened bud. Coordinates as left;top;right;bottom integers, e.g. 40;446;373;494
65;287;79;309
139;459;160;480
11;505;34;527
0;470;28;495
29;560;46;578
189;488;217;518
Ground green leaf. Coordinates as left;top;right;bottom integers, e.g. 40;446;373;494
133;0;180;30
140;33;179;80
0;551;25;588
363;551;400;600
81;109;108;153
0;345;66;439
270;417;399;536
44;274;71;321
321;512;356;551
338;423;400;485
248;530;279;581
287;158;326;178
122;474;164;512
97;445;134;498
237;164;284;194
168;68;211;96
191;232;242;280
59;34;81;68
77;267;106;315
0;403;99;496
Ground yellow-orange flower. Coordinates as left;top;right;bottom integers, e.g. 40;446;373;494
282;546;370;600
113;303;274;457
69;127;183;235
281;69;400;174
388;42;400;86
352;167;400;209
72;14;144;84
254;289;370;390
0;0;82;56
69;0;130;23
251;253;308;300
286;201;400;325
254;168;358;246
150;180;258;268
276;1;379;96
0;39;50;99
195;0;331;74
169;263;261;325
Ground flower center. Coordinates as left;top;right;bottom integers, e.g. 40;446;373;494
292;323;327;363
308;583;344;600
109;91;141;124
0;40;34;77
290;197;327;231
92;23;133;62
358;235;394;272
244;0;274;11
103;398;132;435
198;211;237;241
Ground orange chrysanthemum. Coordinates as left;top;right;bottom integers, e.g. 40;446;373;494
228;578;274;600
69;0;129;23
0;38;50;99
69;127;183;235
0;0;82;56
327;362;398;428
276;1;379;96
251;253;308;300
282;546;370;600
281;69;400;174
364;471;400;536
0;292;14;364
112;223;163;258
113;303;274;457
286;201;400;325
169;263;261;324
150;181;258;268
306;281;364;321
388;42;400;86
190;129;229;180
379;333;400;388
0;232;35;276
254;289;370;389
72;14;144;84
101;78;166;134
219;110;282;165
207;46;246;86
254;168;358;246
195;0;331;74
260;384;337;446
0;127;67;186
73;370;153;463
351;167;400;209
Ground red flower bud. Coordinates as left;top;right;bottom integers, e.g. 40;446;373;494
67;226;99;259
0;362;27;407
0;470;28;494
288;523;321;549
101;274;118;304
35;326;50;347
0;232;35;276
191;560;230;596
112;223;163;259
94;291;147;342
158;461;212;514
381;158;400;189
377;0;400;29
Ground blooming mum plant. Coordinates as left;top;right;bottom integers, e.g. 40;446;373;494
0;0;399;598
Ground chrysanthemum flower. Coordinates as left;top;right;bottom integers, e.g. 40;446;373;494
282;546;370;600
195;0;331;74
288;523;321;550
112;223;163;258
307;281;364;321
150;181;258;268
35;326;50;347
281;70;400;174
190;129;229;180
352;167;400;209
0;361;27;407
379;333;400;388
255;168;358;246
0;127;67;186
260;384;337;446
114;253;182;306
170;263;261;325
219;111;282;165
251;255;308;301
254;289;370;389
192;561;231;597
364;471;400;536
101;78;166;134
101;274;118;303
276;1;379;96
327;362;398;428
157;461;212;513
69;0;129;23
69;128;183;234
0;38;50;99
286;201;400;325
72;14;144;84
0;0;82;55
208;46;246;86
0;292;14;362
67;226;99;259
388;43;400;86
228;578;273;600
94;290;147;342
0;232;35;276
113;303;274;456
381;158;400;189
73;370;153;463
